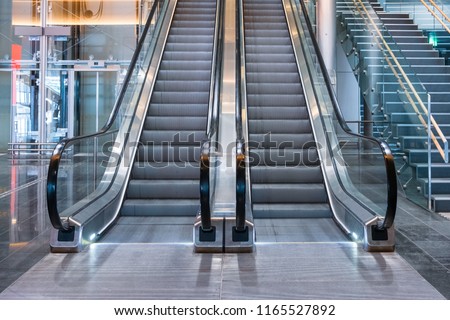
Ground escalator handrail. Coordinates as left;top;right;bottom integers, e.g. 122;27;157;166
296;0;397;230
47;0;163;231
200;0;224;231
235;0;246;232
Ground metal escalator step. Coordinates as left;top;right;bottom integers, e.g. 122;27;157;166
249;119;312;134
169;27;214;36
244;21;287;30
246;53;296;64
244;3;283;10
140;130;206;145
135;144;201;162
252;203;332;218
244;9;284;17
245;29;290;38
171;20;215;29
251;165;323;183
150;91;210;104
148;103;208;116
154;80;210;92
144;116;206;131
121;199;198;217
247;106;308;119
249;148;320;166
157;70;210;81
164;43;213;53
249;133;315;149
126;180;199;199
173;13;216;22
175;8;215;15
245;44;293;54
246;71;300;83
131;162;199;180
252;183;328;204
247;93;305;106
162;51;213;61
167;34;214;44
247;83;302;95
243;15;286;23
245;37;292;46
246;62;298;73
159;60;211;71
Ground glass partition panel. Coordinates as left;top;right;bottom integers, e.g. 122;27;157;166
49;0;167;226
293;0;392;219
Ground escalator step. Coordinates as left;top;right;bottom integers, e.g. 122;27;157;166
249;133;315;148
121;199;198;216
144;116;206;131
252;203;332;219
251;165;323;184
135;144;202;162
150;91;209;104
247;106;309;120
127;180;199;199
249;119;312;134
131;162;199;180
148;103;208;116
249;148;320;166
154;80;210;92
140;130;206;145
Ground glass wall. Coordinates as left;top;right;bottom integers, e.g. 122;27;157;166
0;0;149;154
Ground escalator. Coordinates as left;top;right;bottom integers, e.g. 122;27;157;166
121;0;215;218
237;0;397;249
244;0;332;220
47;0;221;251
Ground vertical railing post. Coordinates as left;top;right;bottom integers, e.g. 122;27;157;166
427;94;432;210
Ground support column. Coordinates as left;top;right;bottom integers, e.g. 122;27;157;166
39;0;48;146
317;0;336;86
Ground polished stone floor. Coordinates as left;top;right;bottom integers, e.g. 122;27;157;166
0;154;450;299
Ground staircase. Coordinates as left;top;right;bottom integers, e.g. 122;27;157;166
120;0;215;217
244;0;332;219
337;0;450;212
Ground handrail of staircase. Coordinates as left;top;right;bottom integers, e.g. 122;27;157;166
424;0;450;32
47;0;164;231
235;0;246;232
300;0;397;230
200;0;224;231
354;0;448;163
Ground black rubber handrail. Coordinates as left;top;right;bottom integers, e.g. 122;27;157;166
47;0;164;231
298;0;397;230
235;0;246;232
199;0;224;232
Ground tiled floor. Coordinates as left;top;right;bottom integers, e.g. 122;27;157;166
0;154;450;299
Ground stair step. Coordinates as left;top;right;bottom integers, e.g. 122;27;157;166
432;195;450;212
